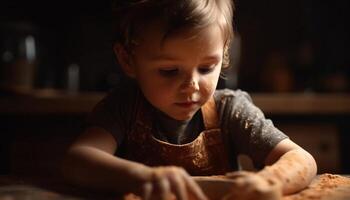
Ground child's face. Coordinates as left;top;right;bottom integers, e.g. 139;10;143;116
125;22;224;121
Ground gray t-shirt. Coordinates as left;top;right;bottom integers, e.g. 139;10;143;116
86;80;288;168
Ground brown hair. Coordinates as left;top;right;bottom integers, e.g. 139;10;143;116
112;0;234;68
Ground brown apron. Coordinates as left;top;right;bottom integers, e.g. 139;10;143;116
119;98;232;176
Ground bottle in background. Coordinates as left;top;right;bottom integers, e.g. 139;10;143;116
0;22;38;95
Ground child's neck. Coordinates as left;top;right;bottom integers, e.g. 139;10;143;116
152;108;203;144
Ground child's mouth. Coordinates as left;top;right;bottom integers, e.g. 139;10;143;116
175;101;198;108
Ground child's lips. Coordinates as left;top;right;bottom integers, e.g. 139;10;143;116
175;101;198;108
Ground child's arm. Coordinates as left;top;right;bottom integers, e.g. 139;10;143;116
221;90;316;196
226;138;317;197
61;127;207;200
258;138;317;194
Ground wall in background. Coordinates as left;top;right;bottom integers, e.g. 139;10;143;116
235;0;350;93
1;0;349;93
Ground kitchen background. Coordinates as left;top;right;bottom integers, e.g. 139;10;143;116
0;0;349;177
1;0;349;93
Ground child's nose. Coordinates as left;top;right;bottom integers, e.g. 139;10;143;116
180;78;199;93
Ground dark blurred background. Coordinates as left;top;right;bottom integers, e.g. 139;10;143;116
1;0;349;93
0;1;117;92
0;0;349;177
236;0;349;93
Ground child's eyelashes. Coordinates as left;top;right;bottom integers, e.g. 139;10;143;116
198;66;216;74
158;68;179;77
158;64;216;77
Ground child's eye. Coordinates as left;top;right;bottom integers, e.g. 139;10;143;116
198;65;216;74
158;68;179;77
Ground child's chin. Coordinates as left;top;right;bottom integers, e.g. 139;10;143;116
171;112;196;121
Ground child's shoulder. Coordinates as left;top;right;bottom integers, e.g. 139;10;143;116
214;88;253;102
104;78;140;100
94;78;141;113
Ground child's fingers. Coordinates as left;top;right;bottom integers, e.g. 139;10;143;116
142;182;153;200
167;172;187;200
179;170;208;200
158;177;171;200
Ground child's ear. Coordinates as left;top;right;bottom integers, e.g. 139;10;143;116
113;43;136;78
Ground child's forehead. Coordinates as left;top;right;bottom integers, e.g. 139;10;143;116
132;22;225;59
135;19;224;46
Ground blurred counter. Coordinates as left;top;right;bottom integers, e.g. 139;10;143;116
0;89;349;115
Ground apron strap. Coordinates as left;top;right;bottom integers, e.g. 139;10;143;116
201;97;219;130
202;96;238;170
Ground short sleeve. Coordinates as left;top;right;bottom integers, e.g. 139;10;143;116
85;82;140;146
215;89;289;169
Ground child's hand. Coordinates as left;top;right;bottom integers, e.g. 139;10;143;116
139;166;208;200
223;171;282;200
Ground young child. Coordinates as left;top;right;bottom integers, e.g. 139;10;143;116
62;0;317;199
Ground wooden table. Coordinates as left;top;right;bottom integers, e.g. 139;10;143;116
0;175;117;200
283;174;350;200
0;174;349;200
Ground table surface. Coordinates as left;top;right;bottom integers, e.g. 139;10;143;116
0;174;349;200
